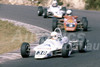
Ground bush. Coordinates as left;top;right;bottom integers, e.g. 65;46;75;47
57;0;63;5
85;0;100;10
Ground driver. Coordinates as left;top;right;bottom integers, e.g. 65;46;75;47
52;1;58;7
50;32;59;40
50;31;69;43
61;9;78;23
66;9;72;16
50;31;70;50
64;9;78;19
49;0;61;8
50;32;62;49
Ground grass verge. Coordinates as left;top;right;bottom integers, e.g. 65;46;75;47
0;20;36;54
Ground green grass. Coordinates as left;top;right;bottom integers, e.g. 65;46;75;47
0;20;36;54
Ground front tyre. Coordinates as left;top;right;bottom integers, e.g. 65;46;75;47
38;6;43;16
62;43;72;58
21;42;30;58
81;17;88;31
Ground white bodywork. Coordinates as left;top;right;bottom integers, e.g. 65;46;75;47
47;6;65;18
34;28;69;59
34;36;69;59
33;28;86;59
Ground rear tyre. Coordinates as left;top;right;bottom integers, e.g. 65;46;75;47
52;17;58;31
62;43;71;58
61;7;67;12
61;7;67;16
39;36;48;44
78;37;87;52
38;6;43;16
43;8;48;18
21;42;30;58
81;17;88;31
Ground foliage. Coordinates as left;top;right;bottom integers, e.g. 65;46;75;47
57;0;63;5
85;0;100;10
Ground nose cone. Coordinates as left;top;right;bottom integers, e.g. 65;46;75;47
64;23;77;31
34;53;47;59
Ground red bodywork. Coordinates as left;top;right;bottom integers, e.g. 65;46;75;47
63;15;78;31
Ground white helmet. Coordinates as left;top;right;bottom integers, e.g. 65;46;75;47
51;32;58;40
52;1;58;7
52;0;57;3
66;9;72;15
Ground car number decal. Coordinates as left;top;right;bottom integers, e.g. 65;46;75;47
36;51;47;55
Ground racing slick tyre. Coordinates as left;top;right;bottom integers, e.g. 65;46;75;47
21;42;30;58
78;37;87;52
62;43;71;58
61;7;67;16
61;7;67;12
81;17;88;31
52;17;58;31
43;8;48;18
38;6;43;16
39;36;48;44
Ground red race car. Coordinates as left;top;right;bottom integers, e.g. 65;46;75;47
52;15;88;31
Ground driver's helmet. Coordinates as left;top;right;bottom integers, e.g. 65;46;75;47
52;1;58;7
50;32;58;40
66;9;72;16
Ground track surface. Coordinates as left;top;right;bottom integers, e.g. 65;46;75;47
0;4;100;67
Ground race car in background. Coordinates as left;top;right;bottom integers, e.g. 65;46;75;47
52;16;88;31
37;0;66;18
20;28;87;59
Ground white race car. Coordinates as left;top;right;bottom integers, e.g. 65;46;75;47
20;28;87;59
37;0;66;18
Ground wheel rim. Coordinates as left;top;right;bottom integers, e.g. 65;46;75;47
38;11;40;14
26;45;30;55
66;44;72;56
68;50;72;56
83;45;87;51
68;45;72;56
43;13;45;16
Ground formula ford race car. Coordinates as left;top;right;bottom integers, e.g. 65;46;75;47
52;16;88;31
37;0;66;18
20;28;87;59
38;6;66;18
